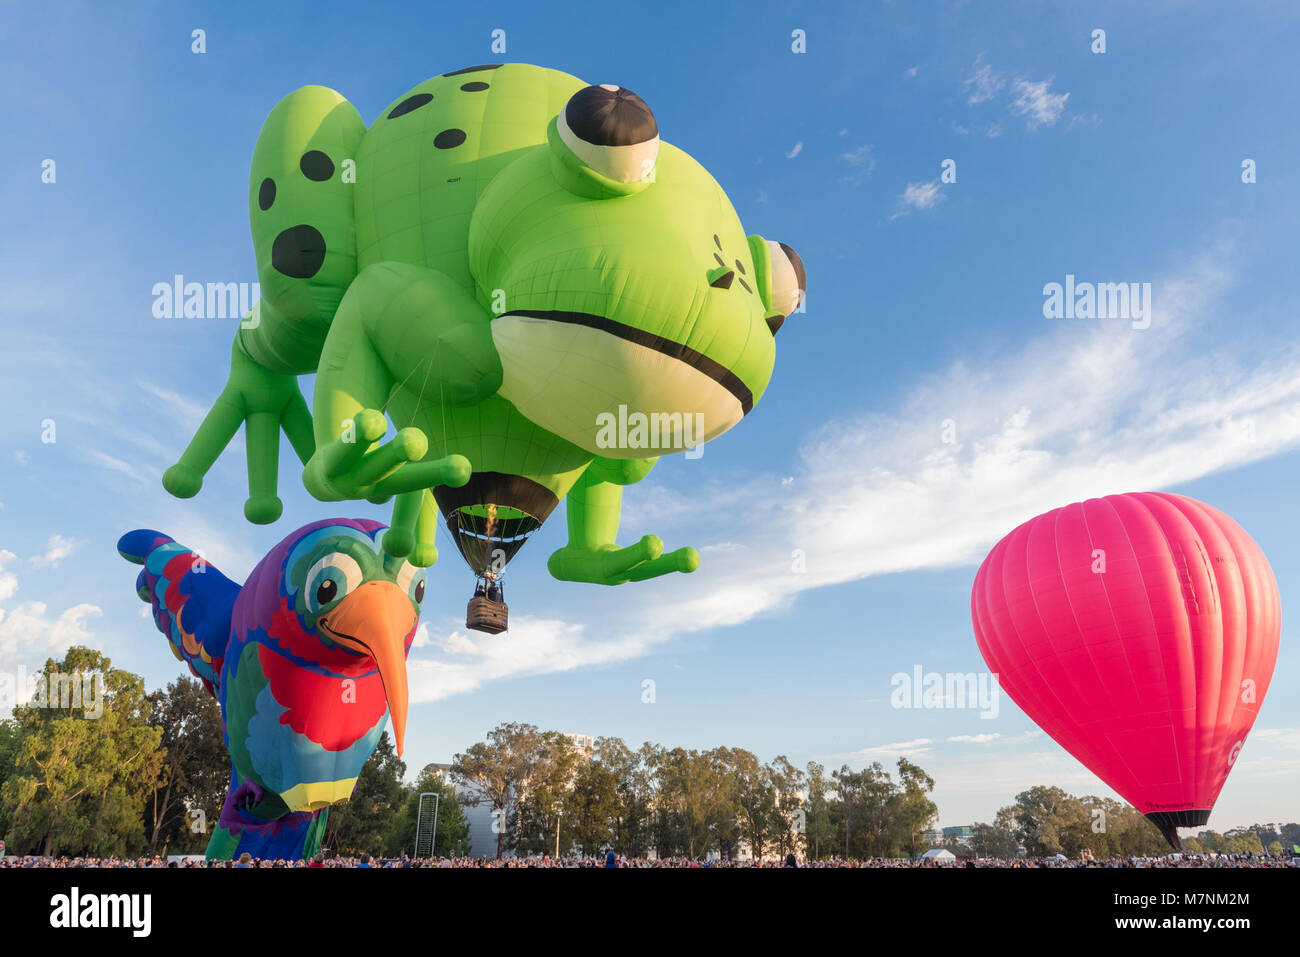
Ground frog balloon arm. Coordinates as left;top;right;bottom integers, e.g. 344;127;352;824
547;457;700;585
379;489;441;568
162;306;316;524
303;263;494;503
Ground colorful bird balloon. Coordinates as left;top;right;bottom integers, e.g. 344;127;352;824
971;492;1280;850
119;518;424;860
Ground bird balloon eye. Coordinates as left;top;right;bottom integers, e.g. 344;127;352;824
305;552;364;612
396;560;425;604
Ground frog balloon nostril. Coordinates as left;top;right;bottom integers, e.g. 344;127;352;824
271;225;327;278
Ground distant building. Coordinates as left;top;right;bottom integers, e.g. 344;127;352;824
567;733;596;752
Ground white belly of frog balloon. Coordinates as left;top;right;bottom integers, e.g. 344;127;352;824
491;312;747;458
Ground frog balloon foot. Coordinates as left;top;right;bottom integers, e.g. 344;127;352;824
547;535;699;586
244;494;284;525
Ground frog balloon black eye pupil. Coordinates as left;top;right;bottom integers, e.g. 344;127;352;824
414;579;425;602
317;579;338;604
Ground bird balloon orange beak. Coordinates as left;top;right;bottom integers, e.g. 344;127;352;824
318;580;414;756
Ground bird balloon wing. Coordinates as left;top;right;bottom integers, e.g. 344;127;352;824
118;529;242;698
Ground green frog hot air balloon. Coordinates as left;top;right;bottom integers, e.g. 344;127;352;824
163;63;806;633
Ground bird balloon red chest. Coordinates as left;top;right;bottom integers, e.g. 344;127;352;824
255;639;393;751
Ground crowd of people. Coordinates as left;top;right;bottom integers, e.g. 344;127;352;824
1;851;1293;869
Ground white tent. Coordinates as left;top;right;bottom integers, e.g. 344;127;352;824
921;848;957;860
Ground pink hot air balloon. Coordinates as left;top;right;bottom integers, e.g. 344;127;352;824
971;492;1280;849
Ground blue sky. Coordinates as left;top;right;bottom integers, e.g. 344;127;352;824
2;0;1298;830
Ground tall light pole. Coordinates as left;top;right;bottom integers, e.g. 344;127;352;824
555;809;563;859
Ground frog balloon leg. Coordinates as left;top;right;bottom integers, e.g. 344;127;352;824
163;86;369;524
547;456;701;585
163;64;807;591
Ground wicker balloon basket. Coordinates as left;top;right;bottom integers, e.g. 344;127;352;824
466;595;508;634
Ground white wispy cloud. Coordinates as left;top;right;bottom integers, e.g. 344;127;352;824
0;561;104;711
947;730;1043;745
786;141;804;159
0;550;19;602
1009;76;1070;129
964;57;1004;104
409;615;642;701
1251;727;1300;750
83;449;153;484
856;738;935;757
961;58;1081;133
891;180;946;220
838;144;876;186
29;533;80;569
0;601;101;656
135;379;218;438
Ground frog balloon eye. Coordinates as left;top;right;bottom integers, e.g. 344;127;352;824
395;560;426;605
765;240;806;333
304;552;364;613
558;84;659;183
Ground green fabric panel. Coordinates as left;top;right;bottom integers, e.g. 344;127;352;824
248;86;366;349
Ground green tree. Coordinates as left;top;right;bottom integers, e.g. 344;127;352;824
1001;785;1091;857
729;748;775;860
893;757;938;858
833;762;896;858
451;722;548;859
1;648;164;856
653;746;734;858
1077;797;1166;858
970;820;1019;859
0;719;26;840
144;677;226;853
768;756;806;858
567;757;622;855
594;736;650;856
803;761;834;860
385;765;469;857
512;730;581;856
1220;827;1265;855
640;742;679;857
